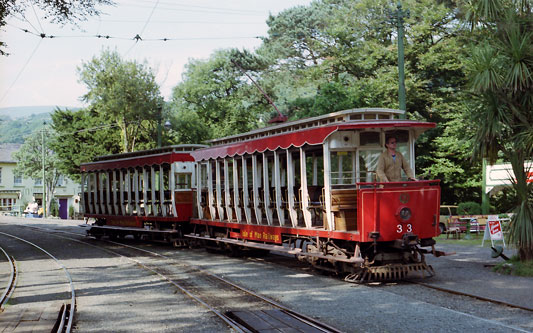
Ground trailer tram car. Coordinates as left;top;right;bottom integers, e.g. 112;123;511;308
81;108;442;283
81;145;206;245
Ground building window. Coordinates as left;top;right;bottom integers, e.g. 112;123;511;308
14;174;22;185
35;178;42;185
57;175;64;187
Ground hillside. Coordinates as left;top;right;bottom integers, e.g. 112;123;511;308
0;106;55;119
0;113;51;144
0;106;82;144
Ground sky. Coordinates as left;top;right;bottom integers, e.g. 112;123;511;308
0;0;311;109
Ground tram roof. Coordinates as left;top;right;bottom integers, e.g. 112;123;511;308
192;108;435;161
80;145;206;172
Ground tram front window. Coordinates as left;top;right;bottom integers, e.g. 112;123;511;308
330;151;355;187
359;150;381;182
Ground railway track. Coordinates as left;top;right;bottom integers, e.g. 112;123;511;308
407;280;533;313
9;223;533;332
0;231;76;333
0;245;17;311
18;225;342;332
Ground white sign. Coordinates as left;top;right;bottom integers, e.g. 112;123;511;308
482;215;506;248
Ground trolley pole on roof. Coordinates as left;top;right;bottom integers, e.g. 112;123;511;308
388;1;409;118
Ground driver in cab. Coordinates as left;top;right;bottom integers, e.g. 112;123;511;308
376;136;416;182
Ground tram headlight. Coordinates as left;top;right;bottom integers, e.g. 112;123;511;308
398;207;412;221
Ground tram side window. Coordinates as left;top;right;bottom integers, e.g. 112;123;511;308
359;131;382;182
175;173;192;190
330;151;355;187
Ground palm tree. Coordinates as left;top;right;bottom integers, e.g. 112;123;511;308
463;0;533;260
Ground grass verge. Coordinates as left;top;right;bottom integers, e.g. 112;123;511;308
493;256;533;277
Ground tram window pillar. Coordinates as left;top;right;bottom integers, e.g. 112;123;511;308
232;158;242;223
223;159;233;222
241;157;252;224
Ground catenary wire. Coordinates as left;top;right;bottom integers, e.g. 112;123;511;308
0;39;43;105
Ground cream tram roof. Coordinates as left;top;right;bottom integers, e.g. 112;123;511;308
81;144;207;172
192;108;435;161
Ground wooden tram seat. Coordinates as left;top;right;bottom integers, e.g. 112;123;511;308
307;186;323;208
330;188;357;231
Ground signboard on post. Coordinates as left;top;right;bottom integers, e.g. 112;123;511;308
482;215;506;248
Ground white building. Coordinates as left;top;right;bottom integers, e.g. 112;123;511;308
0;143;81;219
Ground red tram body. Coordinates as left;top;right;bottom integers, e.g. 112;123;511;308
81;109;441;282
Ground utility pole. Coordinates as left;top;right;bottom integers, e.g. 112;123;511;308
482;158;490;214
41;123;46;217
388;2;409;118
157;105;162;148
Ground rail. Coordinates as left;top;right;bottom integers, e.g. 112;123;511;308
0;231;76;333
0;245;17;311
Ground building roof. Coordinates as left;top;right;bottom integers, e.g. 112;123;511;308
0;144;22;163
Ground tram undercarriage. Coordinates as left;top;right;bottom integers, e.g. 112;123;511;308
185;225;436;283
86;218;189;247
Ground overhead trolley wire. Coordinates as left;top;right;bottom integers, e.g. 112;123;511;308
124;0;161;56
0;39;43;105
121;0;266;15
127;0;266;14
7;23;260;42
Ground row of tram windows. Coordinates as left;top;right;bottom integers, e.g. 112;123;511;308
82;164;194;218
195;130;413;232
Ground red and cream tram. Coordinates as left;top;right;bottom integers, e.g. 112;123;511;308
80;145;206;244
188;108;441;281
81;108;442;282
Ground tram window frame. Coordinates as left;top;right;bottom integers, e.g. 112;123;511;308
357;131;382;183
330;150;356;188
175;173;192;190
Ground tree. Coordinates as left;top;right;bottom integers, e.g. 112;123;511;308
78;49;163;152
171;49;272;139
49;107;122;182
12;127;61;217
462;0;533;260
1;0;113;56
257;0;476;203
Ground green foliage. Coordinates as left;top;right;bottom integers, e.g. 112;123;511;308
1;0;113;56
463;0;533;260
170;49;270;141
12;126;61;217
458;201;482;215
49;107;121;181
49;198;59;217
69;205;74;219
493;255;533;277
0;113;50;144
78;49;163;152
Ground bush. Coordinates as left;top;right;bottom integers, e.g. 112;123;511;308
458;201;482;215
69;206;74;219
49;198;59;217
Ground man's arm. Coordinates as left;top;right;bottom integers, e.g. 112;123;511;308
376;153;389;182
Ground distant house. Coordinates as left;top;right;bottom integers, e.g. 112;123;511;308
0;143;81;219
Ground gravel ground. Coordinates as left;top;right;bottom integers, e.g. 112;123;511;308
2;216;532;333
0;218;231;332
